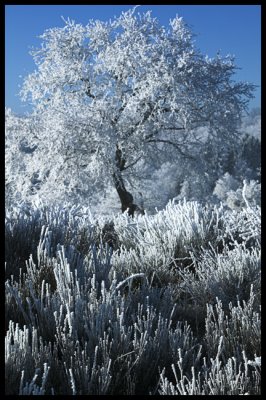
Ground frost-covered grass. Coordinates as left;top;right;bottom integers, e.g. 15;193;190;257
5;200;261;395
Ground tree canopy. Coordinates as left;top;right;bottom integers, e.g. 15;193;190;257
8;7;255;211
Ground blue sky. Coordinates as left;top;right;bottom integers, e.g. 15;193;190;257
5;5;261;115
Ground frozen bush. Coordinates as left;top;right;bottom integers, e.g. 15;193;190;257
5;200;260;395
213;174;261;210
213;172;239;202
159;289;261;395
204;286;261;361
159;351;260;395
177;244;261;310
112;200;227;283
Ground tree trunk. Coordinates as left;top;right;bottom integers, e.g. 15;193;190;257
113;145;144;217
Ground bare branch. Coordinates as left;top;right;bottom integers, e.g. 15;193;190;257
146;138;196;160
123;155;143;170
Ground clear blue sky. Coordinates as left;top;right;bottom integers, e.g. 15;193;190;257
5;4;261;115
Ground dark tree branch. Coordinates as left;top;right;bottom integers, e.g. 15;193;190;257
115;144;126;171
113;146;144;216
80;78;95;99
145;138;196;160
123;155;143;170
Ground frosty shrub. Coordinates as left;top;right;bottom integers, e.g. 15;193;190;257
213;172;239;203
177;243;261;312
159;288;261;395
5;201;108;280
213;173;261;211
5;200;260;395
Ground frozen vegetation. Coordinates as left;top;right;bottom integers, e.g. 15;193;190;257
5;198;260;395
5;7;261;395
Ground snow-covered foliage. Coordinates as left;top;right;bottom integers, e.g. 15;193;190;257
5;7;255;207
5;200;260;395
5;109;39;207
213;174;261;210
5;7;261;394
5;108;261;212
241;107;261;140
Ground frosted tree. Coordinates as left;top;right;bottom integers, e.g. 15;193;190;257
5;108;39;206
19;7;254;214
